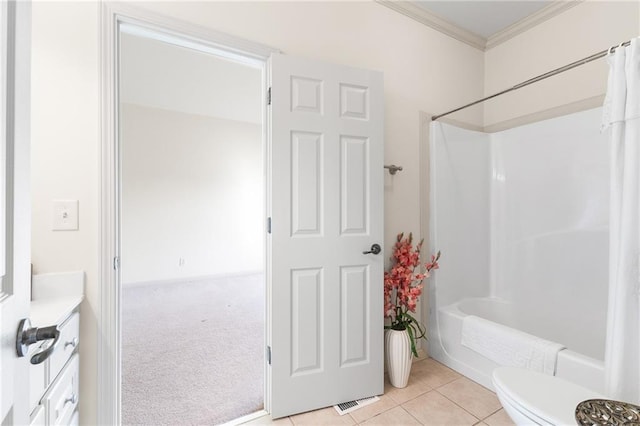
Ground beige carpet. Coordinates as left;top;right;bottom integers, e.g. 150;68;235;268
121;273;265;425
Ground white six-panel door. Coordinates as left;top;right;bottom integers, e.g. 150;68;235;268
269;53;384;418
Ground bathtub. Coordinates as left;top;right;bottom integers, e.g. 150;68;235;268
428;297;605;394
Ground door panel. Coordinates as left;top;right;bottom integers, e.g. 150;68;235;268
341;135;368;234
269;53;384;418
291;131;323;236
291;268;323;375
340;265;369;366
0;1;31;424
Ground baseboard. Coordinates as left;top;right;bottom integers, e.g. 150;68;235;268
223;409;269;426
415;347;429;360
123;270;264;288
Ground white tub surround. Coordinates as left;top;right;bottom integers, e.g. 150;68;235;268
429;108;608;393
434;298;604;393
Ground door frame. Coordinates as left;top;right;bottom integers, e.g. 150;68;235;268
0;0;31;424
99;3;278;424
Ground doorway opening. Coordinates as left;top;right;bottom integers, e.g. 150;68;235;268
117;24;267;425
102;9;385;422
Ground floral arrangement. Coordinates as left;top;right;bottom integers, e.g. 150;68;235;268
384;232;440;357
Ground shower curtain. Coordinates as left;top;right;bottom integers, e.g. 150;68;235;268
603;37;640;404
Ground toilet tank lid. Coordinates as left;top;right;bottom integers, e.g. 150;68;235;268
492;367;606;425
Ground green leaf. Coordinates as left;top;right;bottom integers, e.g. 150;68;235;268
406;325;418;358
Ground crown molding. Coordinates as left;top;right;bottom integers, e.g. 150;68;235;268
375;0;486;51
376;0;584;52
486;0;584;50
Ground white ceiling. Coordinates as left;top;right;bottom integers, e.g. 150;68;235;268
120;32;262;124
413;1;553;38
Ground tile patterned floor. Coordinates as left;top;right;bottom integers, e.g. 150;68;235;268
243;358;515;426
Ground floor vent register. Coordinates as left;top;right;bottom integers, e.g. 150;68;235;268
333;396;380;416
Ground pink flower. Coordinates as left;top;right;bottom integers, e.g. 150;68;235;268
384;238;441;357
384;233;441;321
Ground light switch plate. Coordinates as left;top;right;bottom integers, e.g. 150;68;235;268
52;200;79;231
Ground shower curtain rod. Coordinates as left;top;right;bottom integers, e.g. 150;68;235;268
431;39;632;121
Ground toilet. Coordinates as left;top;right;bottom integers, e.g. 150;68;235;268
492;367;606;425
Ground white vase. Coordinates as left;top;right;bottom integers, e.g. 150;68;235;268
385;328;413;388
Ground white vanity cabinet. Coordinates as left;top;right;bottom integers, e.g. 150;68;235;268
28;272;84;426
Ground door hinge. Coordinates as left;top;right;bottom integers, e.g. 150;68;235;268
113;256;120;270
267;345;272;365
267;217;272;234
267;87;271;105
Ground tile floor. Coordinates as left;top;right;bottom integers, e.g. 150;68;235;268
243;357;515;426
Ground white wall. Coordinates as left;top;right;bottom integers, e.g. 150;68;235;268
30;2;484;423
121;103;263;284
31;2;99;423
120;32;262;124
129;1;487;249
483;0;639;129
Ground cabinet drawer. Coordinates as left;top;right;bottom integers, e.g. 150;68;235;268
50;312;79;383
69;411;79;426
30;404;45;426
45;354;79;426
29;350;46;412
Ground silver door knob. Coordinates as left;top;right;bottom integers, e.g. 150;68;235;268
363;244;381;255
16;318;60;364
